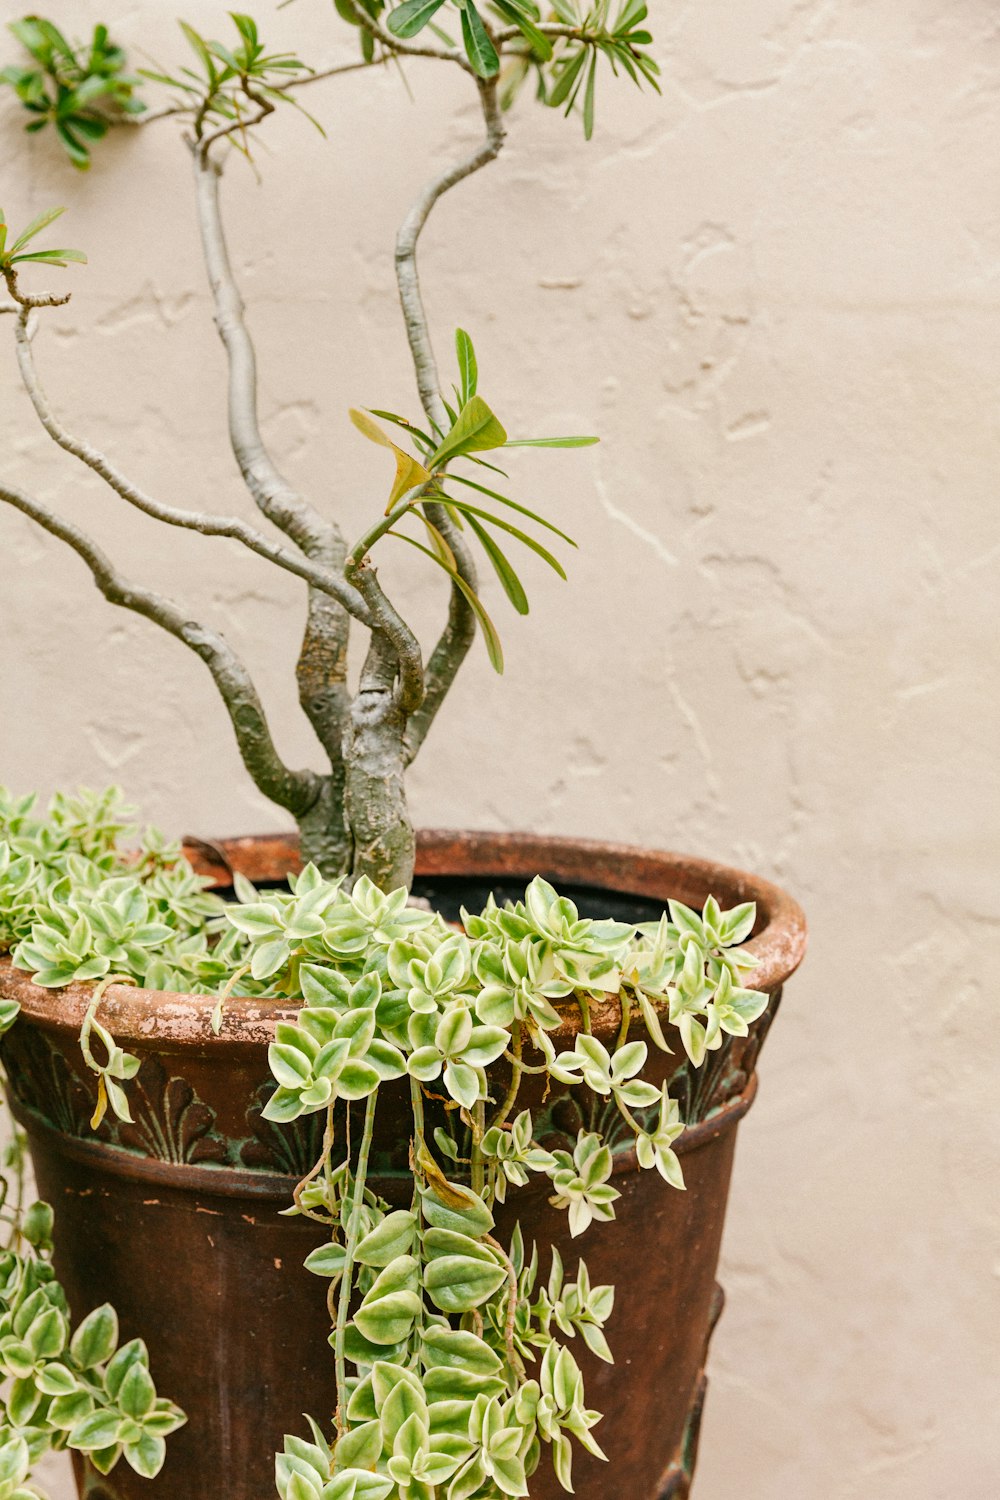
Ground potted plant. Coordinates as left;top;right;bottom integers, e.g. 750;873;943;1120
0;8;807;1500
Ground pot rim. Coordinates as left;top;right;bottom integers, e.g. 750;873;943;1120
0;829;807;1050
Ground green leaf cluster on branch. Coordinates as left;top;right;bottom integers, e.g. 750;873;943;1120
0;17;144;169
0;788;769;1499
0;0;655;887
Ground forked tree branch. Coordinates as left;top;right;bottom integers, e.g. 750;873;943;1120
122;56;383;132
396;77;507;763
192;146;359;776
197;98;272;158
345;559;425;715
0;479;321;817
7;304;373;624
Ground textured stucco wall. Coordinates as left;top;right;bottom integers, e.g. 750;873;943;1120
3;2;999;1496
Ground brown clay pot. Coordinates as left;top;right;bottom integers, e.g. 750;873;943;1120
0;831;806;1500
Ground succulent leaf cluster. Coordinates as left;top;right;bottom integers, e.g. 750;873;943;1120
0;789;771;1497
0;1112;183;1491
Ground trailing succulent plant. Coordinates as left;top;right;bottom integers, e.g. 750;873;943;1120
0;787;769;1496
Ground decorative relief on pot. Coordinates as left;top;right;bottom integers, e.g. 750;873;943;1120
2;1027;227;1167
1;1025;109;1142
539;1087;650;1156
113;1055;227;1166
238;1080;326;1176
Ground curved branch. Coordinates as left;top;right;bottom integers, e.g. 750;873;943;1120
197;96;272;159
402;546;476;763
192;146;356;781
395;78;506;429
346;0;472;72
0;479;321;819
395;78;507;761
192;151;343;559
118;102;188;127
8;308;373;624
1;265;70;311
494;22;591;42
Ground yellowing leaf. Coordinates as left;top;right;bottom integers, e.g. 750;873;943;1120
349;407;431;511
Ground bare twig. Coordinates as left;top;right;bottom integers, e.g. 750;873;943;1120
396;78;507;762
494;22;591;42
8;307;373;624
0;479;321;817
292;57;388;90
395;78;506;428
116;102;189;126
192;151;343;559
1;265;70;311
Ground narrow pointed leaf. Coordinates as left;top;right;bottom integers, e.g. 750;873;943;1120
416;514;457;571
583;51;598;139
9;207;66;253
443;499;567;577
10;248;87;266
491;0;554;59
549;47;588;108
455;328;478;404
461;4;500;77
503;435;599;448
464;513;529;614
447;474;577;546
368;408;435;452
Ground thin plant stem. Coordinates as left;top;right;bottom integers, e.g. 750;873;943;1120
616;992;632;1052
488;1020;523;1132
484;1233;524;1379
471;1100;486;1197
334;1089;378;1434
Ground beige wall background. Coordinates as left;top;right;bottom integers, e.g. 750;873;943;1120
3;1;999;1495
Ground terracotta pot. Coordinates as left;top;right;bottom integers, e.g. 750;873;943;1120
0;831;806;1500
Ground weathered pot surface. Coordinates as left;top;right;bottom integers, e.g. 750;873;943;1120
0;831;806;1500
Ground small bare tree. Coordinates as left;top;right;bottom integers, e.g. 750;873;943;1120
0;5;658;889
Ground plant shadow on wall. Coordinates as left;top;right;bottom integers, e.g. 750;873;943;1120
0;8;806;1500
